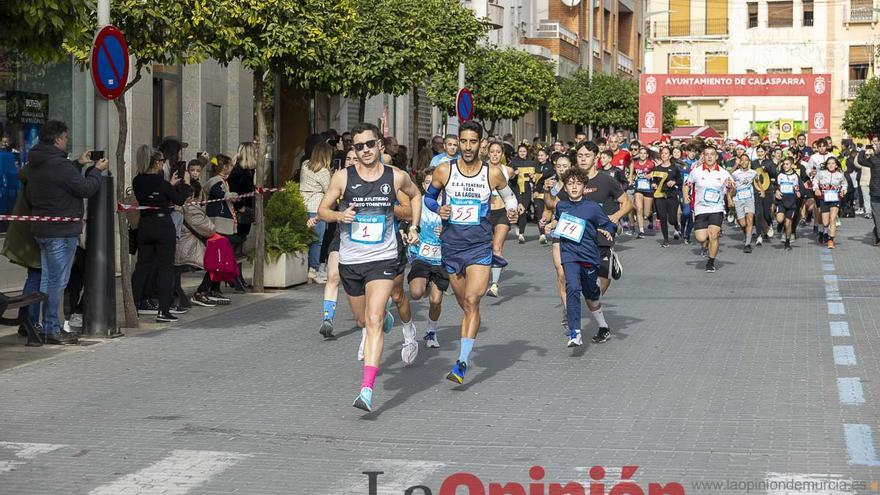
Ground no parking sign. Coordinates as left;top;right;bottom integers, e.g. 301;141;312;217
90;25;129;100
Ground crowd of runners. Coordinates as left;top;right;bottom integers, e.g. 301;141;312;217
308;123;880;412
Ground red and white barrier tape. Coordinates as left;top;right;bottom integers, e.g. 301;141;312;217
116;186;286;212
0;214;82;222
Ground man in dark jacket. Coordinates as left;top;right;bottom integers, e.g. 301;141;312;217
26;120;107;344
857;137;880;244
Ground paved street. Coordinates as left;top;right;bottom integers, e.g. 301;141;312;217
1;218;879;494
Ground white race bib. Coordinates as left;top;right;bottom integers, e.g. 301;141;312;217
636;178;651;192
350;215;385;244
735;185;753;201
449;198;481;225
779;182;795;194
417;242;442;262
554;212;586;243
823;189;839;202
702;187;722;204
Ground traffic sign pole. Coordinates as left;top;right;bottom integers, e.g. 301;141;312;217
447;63;466;135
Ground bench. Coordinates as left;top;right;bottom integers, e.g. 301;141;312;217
0;291;48;347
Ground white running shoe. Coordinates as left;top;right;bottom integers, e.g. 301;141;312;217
424;331;440;348
401;322;418;365
567;330;583;347
358;328;366;361
767;226;775;238
756;236;763;246
487;283;499;298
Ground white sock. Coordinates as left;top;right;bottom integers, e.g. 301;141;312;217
591;307;608;328
491;266;502;284
426;318;438;333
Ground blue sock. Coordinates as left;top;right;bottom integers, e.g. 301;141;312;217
458;338;475;364
322;300;337;321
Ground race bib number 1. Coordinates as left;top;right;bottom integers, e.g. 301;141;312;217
449;198;481;225
735;185;753;201
703;187;722;204
350;215;385;244
823;189;839;202
554;213;586;243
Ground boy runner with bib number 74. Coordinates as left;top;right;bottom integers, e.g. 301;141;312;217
544;167;617;348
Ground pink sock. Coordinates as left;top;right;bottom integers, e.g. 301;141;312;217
361;365;378;389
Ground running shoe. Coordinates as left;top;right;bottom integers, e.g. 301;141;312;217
137;299;159;315
835;218;841;228
756;236;763;246
743;244;752;254
683;236;691;245
592;327;611;343
660;241;669;248
383;302;394;334
156;312;178;323
206;291;231;305
637;232;645;239
487;283;499;298
401;322;418;365
785;239;792;251
446;360;468;384
610;249;623;280
700;247;708;258
856;208;865;215
727;211;735;224
352;387;373;412
192;292;217;307
673;230;681;240
539;234;548;245
567;330;583;347
827;239;835;249
705;259;716;273
169;305;189;315
424;331;440;348
319;319;335;340
358;328;366;361
767;226;775;238
518;234;525;244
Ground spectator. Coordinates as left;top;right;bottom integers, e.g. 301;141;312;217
227;142;257;291
302;142;333;283
853;140;876;220
857;140;880;244
204;154;241;296
175;160;219;309
414;146;433;177
26;120;106;344
0;166;42;334
131;146;191;323
429;134;459;170
430;135;444;155
501;133;516;161
158;137;186;180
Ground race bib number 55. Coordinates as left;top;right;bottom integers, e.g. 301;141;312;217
449;198;481;225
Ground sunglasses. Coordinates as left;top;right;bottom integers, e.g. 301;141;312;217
353;140;378;152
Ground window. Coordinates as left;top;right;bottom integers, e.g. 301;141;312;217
152;64;182;147
803;0;814;26
747;2;758;28
849;46;871;80
669;0;691;36
206;103;222;156
767;1;793;28
767;68;793;73
705;52;729;74
801;67;813;74
705;119;729;135
705;0;728;34
669;53;691;74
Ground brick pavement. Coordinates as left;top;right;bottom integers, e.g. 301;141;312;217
0;217;878;494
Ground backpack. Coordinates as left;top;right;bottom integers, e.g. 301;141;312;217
204;235;240;283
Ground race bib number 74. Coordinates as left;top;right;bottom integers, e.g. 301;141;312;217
554;213;586;243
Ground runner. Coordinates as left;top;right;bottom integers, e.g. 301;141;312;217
683;146;734;273
544;167;616;348
407;170;449;349
729;154;759;253
487;142;518;297
775;157;804;251
629;146;655;239
814;156;847;249
539;155;574;333
316;148;359;340
651;146;683;247
423;121;519;384
804;138;830;233
751;145;777;246
534;148;555;244
317;123;422;412
510;144;538;244
391;186;419;365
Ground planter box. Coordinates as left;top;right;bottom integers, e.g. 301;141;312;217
263;251;308;288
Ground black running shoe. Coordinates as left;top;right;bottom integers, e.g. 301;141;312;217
592;327;611;343
743;244;752;253
705;260;716;273
319;320;335;340
156;312;178;323
637;232;645;239
610;249;623;280
785;239;792;251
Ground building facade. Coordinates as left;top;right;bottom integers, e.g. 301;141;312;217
645;0;879;140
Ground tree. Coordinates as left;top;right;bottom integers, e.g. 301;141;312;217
319;0;487;122
843;77;880;138
427;47;557;134
205;0;356;292
64;0;216;329
0;0;91;62
550;70;676;133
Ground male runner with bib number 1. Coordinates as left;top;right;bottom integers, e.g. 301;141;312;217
545;167;616;349
318;123;422;413
424;121;519;385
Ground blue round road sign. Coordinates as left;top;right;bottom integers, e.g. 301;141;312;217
90;25;129;100
457;88;474;124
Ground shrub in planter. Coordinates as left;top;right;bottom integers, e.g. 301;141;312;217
264;181;315;263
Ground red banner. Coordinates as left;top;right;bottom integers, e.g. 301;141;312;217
639;74;832;144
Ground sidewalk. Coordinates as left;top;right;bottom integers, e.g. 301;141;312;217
0;262;288;371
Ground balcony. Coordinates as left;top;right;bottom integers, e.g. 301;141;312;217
531;21;579;46
846;0;877;22
463;0;504;29
650;18;729;38
846;79;867;99
617;53;634;75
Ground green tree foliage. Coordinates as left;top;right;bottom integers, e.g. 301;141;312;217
427;47;557;133
843;77;880;138
0;0;92;62
550;70;676;133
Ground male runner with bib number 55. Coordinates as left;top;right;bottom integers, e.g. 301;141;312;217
318;123;422;413
424;121;519;385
